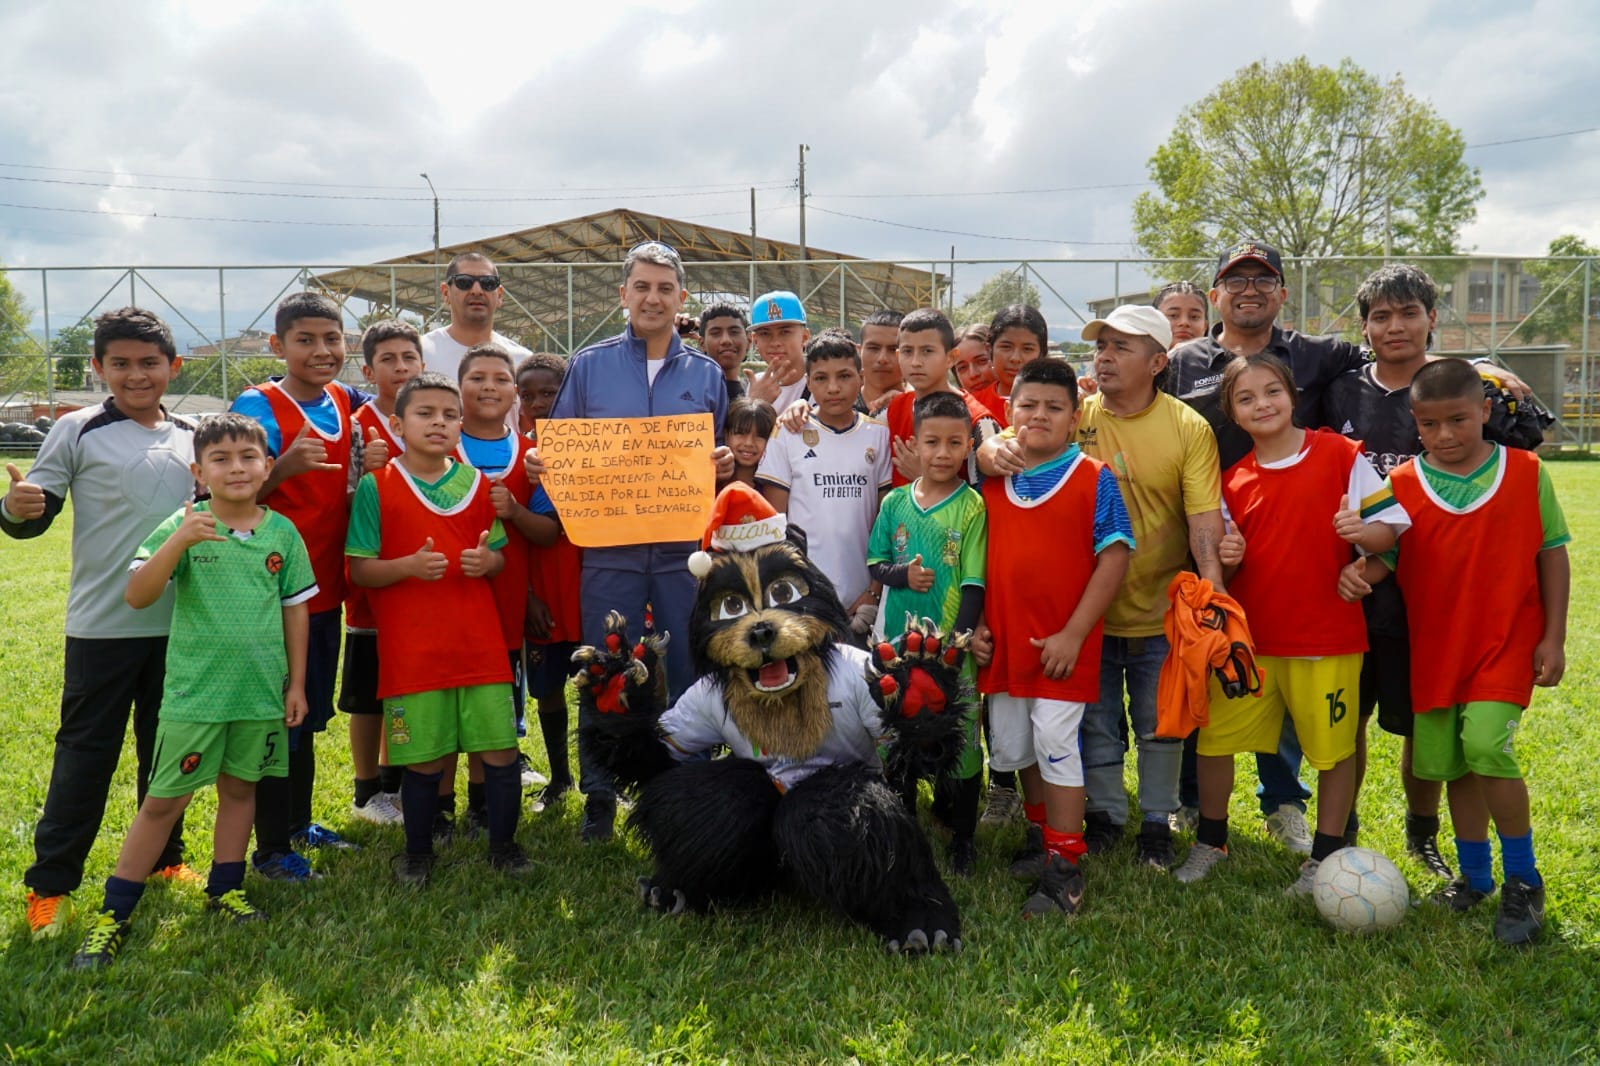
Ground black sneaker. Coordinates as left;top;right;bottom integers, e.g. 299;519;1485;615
1494;875;1545;946
580;793;617;844
1430;876;1495;912
393;852;435;887
488;841;535;875
1022;853;1085;917
1134;821;1175;870
70;912;131;970
532;779;571;814
1084;811;1123;855
461;806;488;842
1008;823;1045;880
948;835;977;878
431;812;455;846
205;889;268;924
1406;833;1455;880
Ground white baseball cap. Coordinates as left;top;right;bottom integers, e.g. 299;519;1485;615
1081;304;1173;352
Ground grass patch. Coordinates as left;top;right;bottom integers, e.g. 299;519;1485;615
2;463;1598;1063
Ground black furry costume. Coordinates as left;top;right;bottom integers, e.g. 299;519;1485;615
574;530;972;954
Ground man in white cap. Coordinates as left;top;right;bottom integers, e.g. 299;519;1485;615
996;304;1226;870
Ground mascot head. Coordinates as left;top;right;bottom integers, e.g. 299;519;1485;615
686;483;849;759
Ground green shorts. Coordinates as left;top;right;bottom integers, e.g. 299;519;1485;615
1412;701;1524;782
384;683;517;765
149;718;287;798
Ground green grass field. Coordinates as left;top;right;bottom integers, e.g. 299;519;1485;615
2;463;1597;1065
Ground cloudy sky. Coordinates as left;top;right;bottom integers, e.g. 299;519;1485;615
2;0;1597;343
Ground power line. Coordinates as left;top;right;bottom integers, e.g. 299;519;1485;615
816;180;1152;199
0;199;415;228
805;203;1128;246
1465;125;1600;150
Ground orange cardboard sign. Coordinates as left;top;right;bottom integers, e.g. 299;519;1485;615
535;414;716;547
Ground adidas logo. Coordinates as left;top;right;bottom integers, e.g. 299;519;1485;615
1340;420;1355;434
679;390;695;402
802;449;817;459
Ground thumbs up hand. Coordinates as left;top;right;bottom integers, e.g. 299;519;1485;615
278;422;338;477
1219;519;1246;568
408;536;448;581
176;500;227;547
1332;494;1366;544
3;462;47;521
460;529;497;578
906;553;935;592
361;425;389;471
489;476;516;518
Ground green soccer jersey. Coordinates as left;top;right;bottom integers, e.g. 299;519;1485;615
868;480;987;634
135;505;317;723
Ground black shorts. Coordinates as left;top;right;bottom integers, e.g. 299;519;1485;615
1360;634;1413;737
525;641;579;701
338;631;382;716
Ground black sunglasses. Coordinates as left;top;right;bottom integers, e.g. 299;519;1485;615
446;274;501;292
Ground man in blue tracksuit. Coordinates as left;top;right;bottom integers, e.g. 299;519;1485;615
550;240;733;841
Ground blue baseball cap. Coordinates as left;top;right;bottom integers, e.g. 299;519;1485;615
749;290;807;327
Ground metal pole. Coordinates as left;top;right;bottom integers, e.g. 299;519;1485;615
797;144;808;262
42;269;54;416
1299;258;1309;334
1490;257;1500;360
949;246;956;317
129;270;136;307
838;265;845;328
421;173;440;321
750;187;757;305
219;267;228;403
1583;258;1592;451
566;265;574;354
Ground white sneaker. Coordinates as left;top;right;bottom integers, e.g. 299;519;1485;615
979;785;1021;828
1285;858;1320;896
1264;804;1312;855
518;752;548;789
1169;806;1199;834
350;791;404;826
1173;842;1228;884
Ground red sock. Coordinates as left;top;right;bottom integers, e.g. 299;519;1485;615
1024;802;1046;827
1043;826;1087;863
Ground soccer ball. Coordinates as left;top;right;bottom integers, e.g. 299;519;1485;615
1312;847;1410;934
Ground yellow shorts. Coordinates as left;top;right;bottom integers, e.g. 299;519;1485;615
1198;653;1361;771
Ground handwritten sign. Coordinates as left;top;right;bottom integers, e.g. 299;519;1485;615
535;414;715;547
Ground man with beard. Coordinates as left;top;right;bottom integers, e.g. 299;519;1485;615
421;253;531;384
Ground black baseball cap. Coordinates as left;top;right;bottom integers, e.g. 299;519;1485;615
1214;240;1285;284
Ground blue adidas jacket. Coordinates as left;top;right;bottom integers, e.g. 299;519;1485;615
550;325;728;572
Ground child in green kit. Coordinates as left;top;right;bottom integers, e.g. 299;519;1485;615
70;414;315;968
868;390;988;873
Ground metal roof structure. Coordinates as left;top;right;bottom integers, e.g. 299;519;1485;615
311;208;944;353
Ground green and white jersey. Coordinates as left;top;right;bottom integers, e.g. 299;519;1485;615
868;480;986;634
134;505;317;723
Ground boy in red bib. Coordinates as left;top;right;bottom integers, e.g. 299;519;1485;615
230;292;370;877
346;372;532;885
1342;358;1569;946
972;358;1132;918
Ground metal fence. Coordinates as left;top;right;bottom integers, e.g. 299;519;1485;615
2;255;1595;449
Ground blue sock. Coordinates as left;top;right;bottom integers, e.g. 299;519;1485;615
1455;837;1494;893
102;875;146;923
206;861;246;898
1498;830;1542;888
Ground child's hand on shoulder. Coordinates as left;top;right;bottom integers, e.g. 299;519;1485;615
971;621;993;667
1332;495;1365;544
278;423;339;478
1030;629;1083;680
406;537;449;581
460;530;496;578
1219;520;1246;567
776;399;811;434
1534;638;1565;687
361;427;389;471
907;554;935;593
1336;558;1372;602
284;685;308;728
175;501;227;548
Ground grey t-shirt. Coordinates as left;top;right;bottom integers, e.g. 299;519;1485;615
1;400;196;638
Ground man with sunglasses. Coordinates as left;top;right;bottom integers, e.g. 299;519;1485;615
421;252;531;383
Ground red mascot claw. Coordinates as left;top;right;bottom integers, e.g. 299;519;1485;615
878;676;898;698
942;647;960;666
926;637;941;657
905;631;923;654
875;642;896;664
634;643;648;660
596;673;629;714
589;663;606;676
605;633;623;652
901;667;947;718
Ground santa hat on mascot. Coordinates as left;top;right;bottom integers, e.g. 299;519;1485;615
687;482;788;579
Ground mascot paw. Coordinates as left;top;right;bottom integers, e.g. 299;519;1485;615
636;876;689;916
868;617;974;783
884;919;963;956
572;611;670;716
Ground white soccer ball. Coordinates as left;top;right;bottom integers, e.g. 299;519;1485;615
1312;846;1410;934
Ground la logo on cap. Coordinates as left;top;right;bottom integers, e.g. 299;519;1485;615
766;299;782;321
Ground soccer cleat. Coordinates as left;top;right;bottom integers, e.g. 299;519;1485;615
948;835;977;878
517;752;548;789
532;779;571;814
580;793;617;844
487;841;536;875
205;889;268;924
393;852;435;887
152;862;205;886
291;824;360;851
1169;806;1199;834
69;912;130;970
1135;821;1175;870
1008;823;1046;880
1083;810;1123;855
1406;833;1455;880
979;784;1022;828
1264;804;1313;855
252;851;321;882
460;806;488;842
1021;853;1085;917
1174;842;1228;884
1285;858;1321;896
1493;876;1545;946
351;792;404;826
26;891;72;939
1429;876;1494;912
432;812;456;846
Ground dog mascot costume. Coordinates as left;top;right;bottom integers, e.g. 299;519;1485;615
574;483;970;954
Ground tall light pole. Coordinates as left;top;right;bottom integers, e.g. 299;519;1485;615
420;172;440;321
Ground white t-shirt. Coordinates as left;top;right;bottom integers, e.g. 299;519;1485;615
755;412;892;605
646;359;665;387
658;645;885;789
421;327;532;384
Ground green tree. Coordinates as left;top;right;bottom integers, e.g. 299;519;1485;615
952;270;1042;330
0;266;43;394
1133;58;1482;260
48;321;93;390
1521;235;1600;344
